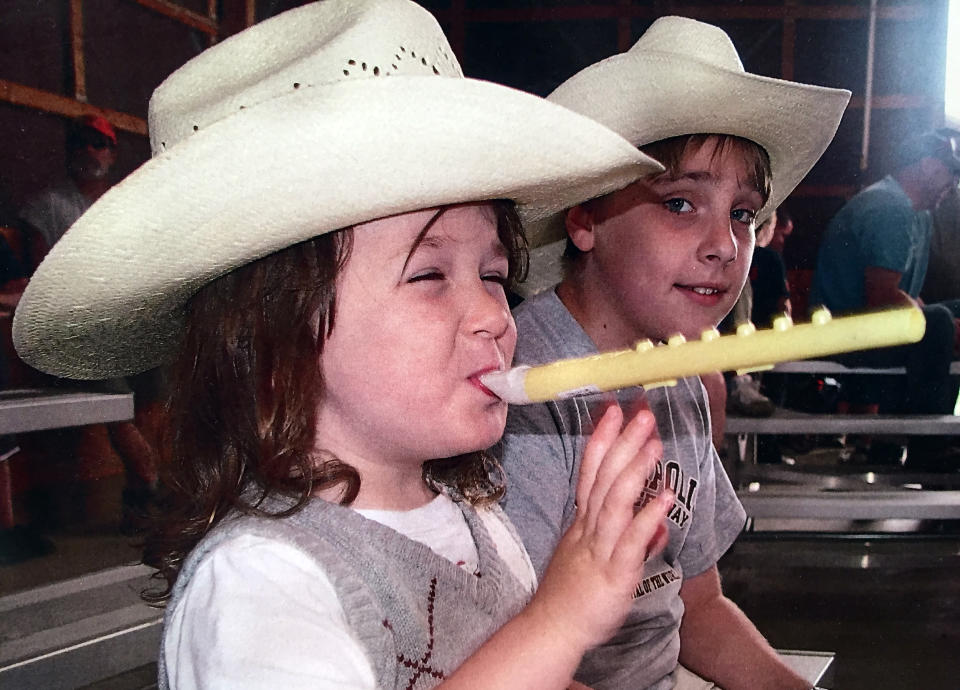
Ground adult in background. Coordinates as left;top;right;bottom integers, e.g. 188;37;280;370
810;130;960;467
921;169;960;304
18;114;118;265
18;114;160;527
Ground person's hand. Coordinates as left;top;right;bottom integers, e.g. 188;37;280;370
525;404;672;656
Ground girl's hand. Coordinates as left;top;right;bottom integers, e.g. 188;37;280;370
526;404;672;656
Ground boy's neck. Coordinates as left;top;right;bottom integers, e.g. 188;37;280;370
555;277;645;352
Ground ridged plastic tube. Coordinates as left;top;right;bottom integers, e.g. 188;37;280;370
480;306;926;404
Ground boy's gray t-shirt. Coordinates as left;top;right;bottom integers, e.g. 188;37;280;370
501;289;746;690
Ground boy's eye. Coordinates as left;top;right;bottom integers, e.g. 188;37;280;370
731;208;757;225
664;198;693;214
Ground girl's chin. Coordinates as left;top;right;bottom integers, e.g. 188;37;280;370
444;428;506;457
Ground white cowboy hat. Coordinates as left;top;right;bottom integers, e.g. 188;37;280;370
520;15;851;295
13;0;661;380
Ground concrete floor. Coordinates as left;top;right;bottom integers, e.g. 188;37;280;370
720;532;960;690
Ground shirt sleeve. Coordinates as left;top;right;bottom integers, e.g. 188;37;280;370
858;204;916;274
164;534;377;690
676;379;746;579
500;400;580;581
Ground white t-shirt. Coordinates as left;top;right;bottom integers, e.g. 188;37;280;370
163;494;535;689
19;180;90;249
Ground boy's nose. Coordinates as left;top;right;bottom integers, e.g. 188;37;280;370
699;216;739;265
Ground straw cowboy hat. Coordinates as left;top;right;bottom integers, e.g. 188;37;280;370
13;0;661;380
521;15;851;295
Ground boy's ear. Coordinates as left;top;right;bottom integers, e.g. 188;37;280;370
565;204;596;253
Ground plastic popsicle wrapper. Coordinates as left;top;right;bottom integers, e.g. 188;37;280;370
480;306;926;405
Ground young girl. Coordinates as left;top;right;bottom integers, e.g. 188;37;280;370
12;1;672;688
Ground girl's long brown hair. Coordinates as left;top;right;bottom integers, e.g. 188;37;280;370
144;202;527;602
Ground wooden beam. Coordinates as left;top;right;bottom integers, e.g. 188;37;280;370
781;2;797;81
129;0;218;35
448;0;466;64
616;0;632;52
848;94;931;109
69;0;87;103
207;0;218;46
0;79;147;137
432;3;930;24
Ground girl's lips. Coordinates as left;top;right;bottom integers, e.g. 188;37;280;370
470;367;503;399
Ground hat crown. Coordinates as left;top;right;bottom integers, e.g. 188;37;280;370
632;16;744;72
148;0;461;156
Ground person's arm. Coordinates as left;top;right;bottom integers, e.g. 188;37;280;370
167;536;381;689
440;405;672;689
863;265;917;310
677;566;810;690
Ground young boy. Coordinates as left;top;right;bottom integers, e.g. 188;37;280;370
500;17;849;690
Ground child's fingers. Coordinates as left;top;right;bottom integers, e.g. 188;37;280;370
581;409;656;534
575;404;623;514
586;430;662;559
620;390;655;426
615;490;674;574
645;522;670;562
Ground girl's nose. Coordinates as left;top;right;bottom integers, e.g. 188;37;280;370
466;281;512;340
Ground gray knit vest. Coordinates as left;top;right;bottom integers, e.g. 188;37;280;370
157;494;530;689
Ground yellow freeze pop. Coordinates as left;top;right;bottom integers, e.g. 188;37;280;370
480;306;926;404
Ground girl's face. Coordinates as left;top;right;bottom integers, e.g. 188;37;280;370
315;202;517;470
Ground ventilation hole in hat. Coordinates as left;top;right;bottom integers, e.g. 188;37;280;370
293;82;300;89
411;51;416;58
193;125;198;132
373;66;380;76
400;46;406;52
343;69;350;76
421;57;427;66
361;62;367;71
395;54;402;61
348;59;356;66
392;63;398;70
239;105;245;109
432;66;439;75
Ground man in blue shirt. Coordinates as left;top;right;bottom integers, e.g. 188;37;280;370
811;131;960;465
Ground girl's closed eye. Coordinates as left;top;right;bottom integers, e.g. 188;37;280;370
408;270;445;283
481;269;509;287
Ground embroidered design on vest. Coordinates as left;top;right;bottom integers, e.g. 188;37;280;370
393;576;446;689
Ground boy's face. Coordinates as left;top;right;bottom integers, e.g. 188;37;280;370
315;202;516;470
569;137;763;345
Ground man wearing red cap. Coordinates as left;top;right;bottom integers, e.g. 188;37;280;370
18;114;118;260
16;115;159;529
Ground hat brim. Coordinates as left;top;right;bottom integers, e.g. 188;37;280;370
14;76;660;379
